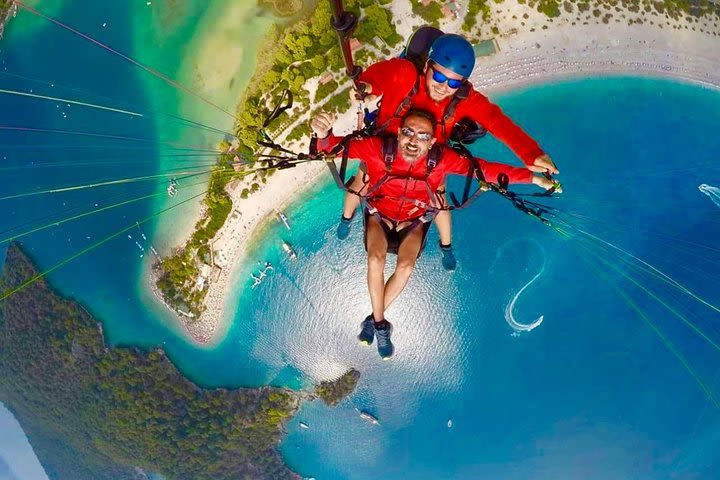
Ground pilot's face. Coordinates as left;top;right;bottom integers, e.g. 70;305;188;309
424;62;464;102
397;115;436;161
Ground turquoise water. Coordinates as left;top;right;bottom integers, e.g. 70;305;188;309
0;1;278;359
2;3;720;480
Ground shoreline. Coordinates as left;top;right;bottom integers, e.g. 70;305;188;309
139;0;279;253
187;159;330;344
473;22;720;94
177;0;720;345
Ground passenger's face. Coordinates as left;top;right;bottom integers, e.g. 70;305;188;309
398;115;436;161
424;62;464;102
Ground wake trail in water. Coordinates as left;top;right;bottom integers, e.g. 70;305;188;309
504;261;545;335
699;184;720;209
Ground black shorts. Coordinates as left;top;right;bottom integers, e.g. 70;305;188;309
363;208;432;257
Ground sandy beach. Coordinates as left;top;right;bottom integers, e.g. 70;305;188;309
185;106;359;343
180;0;720;343
142;0;277;253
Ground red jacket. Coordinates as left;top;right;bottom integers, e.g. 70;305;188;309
359;58;545;166
318;134;532;222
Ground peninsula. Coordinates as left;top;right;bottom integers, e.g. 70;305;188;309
0;243;359;480
152;0;720;344
0;0;16;40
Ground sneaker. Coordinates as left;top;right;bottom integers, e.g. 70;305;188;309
440;243;457;271
336;215;352;240
374;320;394;360
358;314;375;346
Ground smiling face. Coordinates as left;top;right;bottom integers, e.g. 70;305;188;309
397;114;436;162
424;62;465;102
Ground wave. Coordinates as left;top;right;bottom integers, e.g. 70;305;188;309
504;262;545;334
698;184;720;209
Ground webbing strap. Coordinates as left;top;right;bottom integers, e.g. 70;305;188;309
440;82;470;140
365;203;434;233
262;90;293;129
371;77;420;135
315;132;361;191
259;89;298;155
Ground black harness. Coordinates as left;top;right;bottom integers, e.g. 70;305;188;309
263;89;559;228
372;77;473;143
312;131;488;226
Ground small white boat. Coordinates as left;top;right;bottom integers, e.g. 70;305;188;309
251;262;274;289
276;210;291;230
357;409;379;425
299;422;309;429
282;241;297;260
167;178;178;197
447;419;453;428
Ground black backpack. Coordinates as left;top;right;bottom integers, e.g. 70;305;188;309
401;26;444;72
372;26;487;146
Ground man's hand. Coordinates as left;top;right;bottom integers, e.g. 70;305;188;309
532;174;562;193
349;81;378;105
529;154;559;175
310;112;336;139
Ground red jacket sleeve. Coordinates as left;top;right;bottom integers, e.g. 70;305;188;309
358;58;417;97
441;148;532;184
462;90;545;166
316;133;377;164
477;159;533;185
315;133;344;153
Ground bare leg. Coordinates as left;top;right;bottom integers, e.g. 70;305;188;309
365;216;388;322
383;224;424;310
435;182;452;246
435;183;456;270
342;170;368;219
435;209;452;246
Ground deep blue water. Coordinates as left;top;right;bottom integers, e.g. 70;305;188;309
2;4;720;480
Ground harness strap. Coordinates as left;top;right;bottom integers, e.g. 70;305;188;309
315;131;364;191
262;90;293;129
425;143;442;175
440;82;470;140
371;77;420;135
365;203;434;232
488;173;554;225
382;135;397;172
259;89;299;155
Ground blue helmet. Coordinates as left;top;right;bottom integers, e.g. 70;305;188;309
428;34;475;78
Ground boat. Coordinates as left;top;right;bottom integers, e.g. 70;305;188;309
299;422;309;429
447;419;453;428
251;262;274;289
276;209;291;230
167;178;178;197
357;409;379;425
282;241;297;260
